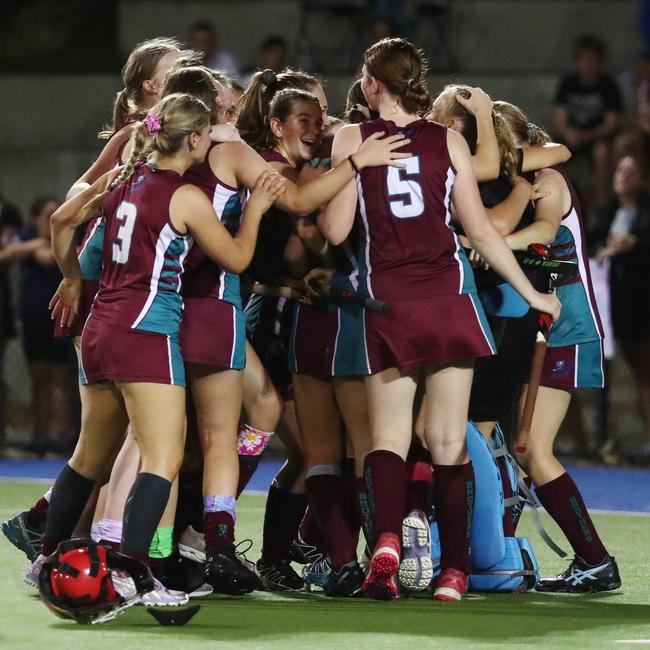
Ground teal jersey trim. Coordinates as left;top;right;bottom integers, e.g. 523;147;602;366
79;220;105;281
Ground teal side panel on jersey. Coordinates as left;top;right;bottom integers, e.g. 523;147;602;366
78;353;88;385
331;302;371;377
458;246;478;294
220;193;243;308
576;340;605;388
232;307;246;369
468;292;497;354
244;293;264;336
168;334;185;387
222;272;242;309
548;283;601;347
135;237;186;334
79;220;105;281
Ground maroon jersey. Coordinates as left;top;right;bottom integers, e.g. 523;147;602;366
91;163;192;335
182;143;247;307
353;118;476;302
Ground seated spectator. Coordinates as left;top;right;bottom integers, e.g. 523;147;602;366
591;156;650;459
553;34;624;204
0;193;23;444
0;196;75;455
187;20;240;79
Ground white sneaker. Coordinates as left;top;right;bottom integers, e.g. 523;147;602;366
178;526;205;563
188;582;213;598
111;570;138;599
139;578;188;606
24;553;47;588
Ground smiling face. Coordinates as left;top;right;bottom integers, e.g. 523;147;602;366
270;99;323;165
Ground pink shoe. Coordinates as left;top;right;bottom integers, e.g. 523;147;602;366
362;533;401;600
433;568;467;601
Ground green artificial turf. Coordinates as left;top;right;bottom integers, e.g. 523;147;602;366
1;480;649;649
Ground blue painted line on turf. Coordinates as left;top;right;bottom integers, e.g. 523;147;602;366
1;458;648;513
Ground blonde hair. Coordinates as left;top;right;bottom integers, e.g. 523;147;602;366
493;101;551;148
432;84;518;180
84;93;210;218
100;37;181;139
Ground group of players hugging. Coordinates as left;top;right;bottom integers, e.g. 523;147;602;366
1;34;623;623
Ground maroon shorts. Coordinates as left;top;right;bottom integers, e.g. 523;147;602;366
54;279;99;339
289;302;337;380
180;297;246;370
80;315;185;386
364;292;496;373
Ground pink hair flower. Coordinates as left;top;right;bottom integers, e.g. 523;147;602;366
144;114;162;135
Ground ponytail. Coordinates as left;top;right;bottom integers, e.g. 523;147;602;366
99;89;133;140
492;112;518;181
526;122;551;147
237;67;320;150
400;78;431;115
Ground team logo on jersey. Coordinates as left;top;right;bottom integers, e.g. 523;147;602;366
551;360;571;378
131;174;147;191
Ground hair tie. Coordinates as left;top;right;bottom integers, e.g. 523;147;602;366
350;104;371;119
144;114;162;135
261;69;278;88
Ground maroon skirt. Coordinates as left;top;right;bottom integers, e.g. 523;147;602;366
364;292;496;373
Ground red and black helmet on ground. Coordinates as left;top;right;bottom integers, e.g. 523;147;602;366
38;538;153;624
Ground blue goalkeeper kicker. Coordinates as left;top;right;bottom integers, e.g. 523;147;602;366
466;421;505;569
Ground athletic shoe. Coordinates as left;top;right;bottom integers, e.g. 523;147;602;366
302;556;332;589
256;560;306;591
188;582;214;598
152;553;205;594
398;510;433;592
433;568;467;601
24;553;47;588
205;546;260;595
535;555;621;593
324;561;364;597
362;533;401;600
139;578;189;606
178;525;206;564
2;511;43;562
290;532;328;565
112;570;138;599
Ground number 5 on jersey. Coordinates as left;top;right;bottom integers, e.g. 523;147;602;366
112;201;137;264
387;156;424;219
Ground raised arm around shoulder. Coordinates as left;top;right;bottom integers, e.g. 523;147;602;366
66;125;134;200
171;170;284;274
316;124;361;245
522;143;571;172
448;128;560;320
504;169;567;251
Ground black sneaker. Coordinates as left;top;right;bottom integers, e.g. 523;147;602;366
324;561;364;597
205;546;261;595
152;553;206;594
290;532;328;565
1;511;43;561
256;559;307;591
536;555;621;593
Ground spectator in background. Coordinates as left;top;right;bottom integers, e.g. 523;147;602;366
240;36;288;86
258;36;288;74
0;194;23;444
591;156;650;459
0;196;75;455
187;20;240;79
553;35;623;204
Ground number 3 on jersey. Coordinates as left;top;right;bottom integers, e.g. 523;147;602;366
112;201;137;264
387;156;424;219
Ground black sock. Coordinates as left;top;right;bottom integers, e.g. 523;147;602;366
260;484;307;565
121;472;172;560
41;464;95;556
